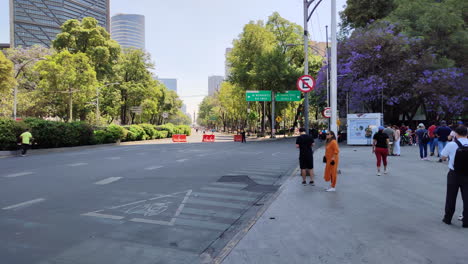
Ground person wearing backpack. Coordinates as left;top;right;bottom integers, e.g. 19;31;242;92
415;123;429;160
440;125;467;228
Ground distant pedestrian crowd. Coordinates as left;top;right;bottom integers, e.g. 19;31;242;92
295;120;467;229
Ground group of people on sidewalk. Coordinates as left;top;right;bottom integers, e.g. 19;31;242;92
295;123;467;228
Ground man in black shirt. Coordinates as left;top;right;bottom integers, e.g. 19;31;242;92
296;128;315;185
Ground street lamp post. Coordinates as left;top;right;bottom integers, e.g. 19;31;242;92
303;0;324;135
96;82;119;125
330;0;338;134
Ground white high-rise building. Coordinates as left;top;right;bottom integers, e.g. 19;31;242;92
208;75;224;96
111;14;145;50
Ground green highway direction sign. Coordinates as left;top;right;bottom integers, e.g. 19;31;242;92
275;91;301;101
246;90;272;101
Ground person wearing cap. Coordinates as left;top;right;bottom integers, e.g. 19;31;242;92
440;125;467;228
415;123;429;160
372;126;390;176
435;121;452;162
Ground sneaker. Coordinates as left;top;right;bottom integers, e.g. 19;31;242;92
377;172;381;176
325;188;336;192
438;159;443;163
309;181;315;186
301;181;306;184
458;215;463;221
384;169;388;174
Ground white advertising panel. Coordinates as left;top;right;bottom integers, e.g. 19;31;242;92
347;113;383;145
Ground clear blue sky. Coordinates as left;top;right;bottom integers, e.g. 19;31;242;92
0;0;347;116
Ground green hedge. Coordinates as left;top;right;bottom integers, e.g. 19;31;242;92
0;118;185;150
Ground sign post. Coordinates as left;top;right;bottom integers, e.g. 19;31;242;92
322;107;332;118
297;75;315;133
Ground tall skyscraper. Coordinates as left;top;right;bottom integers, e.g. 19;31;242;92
225;48;232;78
111;14;145;50
10;0;110;48
208;75;224;96
157;78;178;93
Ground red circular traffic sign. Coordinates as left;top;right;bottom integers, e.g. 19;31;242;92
296;75;316;93
322;107;331;118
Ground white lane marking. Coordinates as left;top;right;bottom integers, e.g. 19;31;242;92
2;198;45;210
144;165;163;170
170;190;193;224
94;177;122;185
67;162;88;167
176;159;188;162
106;156;121;160
130;218;173;226
81;212;124;220
4;171;34;178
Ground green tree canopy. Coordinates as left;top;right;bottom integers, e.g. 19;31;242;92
0;51;15;94
53;17;121;81
341;0;397;29
35;50;97;121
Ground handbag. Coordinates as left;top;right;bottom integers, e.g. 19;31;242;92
323;156;327;163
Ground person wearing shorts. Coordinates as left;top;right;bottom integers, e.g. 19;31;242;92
373;126;390;176
296;128;315;185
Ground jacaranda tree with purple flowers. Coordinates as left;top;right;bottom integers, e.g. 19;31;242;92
315;22;466;123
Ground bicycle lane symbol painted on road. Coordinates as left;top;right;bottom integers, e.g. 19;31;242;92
82;190;192;226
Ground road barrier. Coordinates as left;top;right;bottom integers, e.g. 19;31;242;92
172;134;187;142
234;135;242;142
202;135;215;142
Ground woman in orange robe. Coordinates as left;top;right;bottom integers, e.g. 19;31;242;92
324;131;340;192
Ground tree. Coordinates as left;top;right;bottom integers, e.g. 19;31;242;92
387;0;467;68
53;17;121;81
4;46;54;118
315;22;466;123
341;0;397;29
34;51;97;121
0;52;16;117
113;49;158;124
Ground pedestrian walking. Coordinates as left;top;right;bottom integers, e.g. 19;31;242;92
415;123;429;160
393;125;401;156
383;125;395;155
241;130;246;143
296;128;315;185
19;128;33;157
435;120;452;162
428;121;438;156
440;125;467;228
373;126;390;176
324;131;339;192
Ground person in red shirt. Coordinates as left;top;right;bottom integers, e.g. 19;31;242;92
428;121;438;156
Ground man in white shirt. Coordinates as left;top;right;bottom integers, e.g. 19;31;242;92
440;125;467;227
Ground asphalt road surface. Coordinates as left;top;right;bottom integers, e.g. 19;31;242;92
0;136;308;264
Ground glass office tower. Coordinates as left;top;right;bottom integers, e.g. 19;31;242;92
111;14;145;50
10;0;110;47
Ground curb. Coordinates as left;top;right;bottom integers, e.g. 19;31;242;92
209;144;324;264
210;165;300;264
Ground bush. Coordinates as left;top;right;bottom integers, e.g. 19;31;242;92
0;119;28;150
176;125;191;136
93;124;127;144
154;130;168;139
138;124;157;139
107;124;127;142
124;125;147;141
156;123;176;137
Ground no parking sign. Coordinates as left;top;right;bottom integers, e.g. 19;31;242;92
296;75;316;93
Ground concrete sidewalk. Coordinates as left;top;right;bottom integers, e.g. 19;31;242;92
221;144;467;264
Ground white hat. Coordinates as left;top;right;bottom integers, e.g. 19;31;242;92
418;123;425;128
